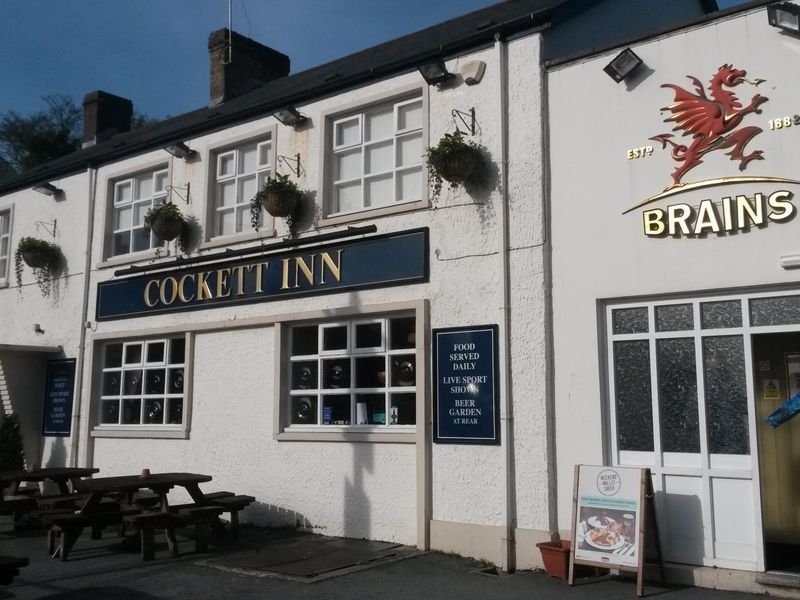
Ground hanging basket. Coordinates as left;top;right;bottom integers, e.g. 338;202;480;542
21;249;54;270
150;213;184;242
260;190;298;218
434;147;483;185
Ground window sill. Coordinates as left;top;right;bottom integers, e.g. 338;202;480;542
276;426;416;443
97;249;168;270
0;280;8;289
91;426;188;440
319;199;428;228
201;228;278;251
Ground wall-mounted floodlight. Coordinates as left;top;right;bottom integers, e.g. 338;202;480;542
164;142;197;160
32;182;62;197
273;106;308;127
603;48;644;83
418;60;456;86
768;3;800;34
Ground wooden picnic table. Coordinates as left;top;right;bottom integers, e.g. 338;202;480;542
0;467;99;496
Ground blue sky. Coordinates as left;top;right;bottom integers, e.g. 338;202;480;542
1;0;746;121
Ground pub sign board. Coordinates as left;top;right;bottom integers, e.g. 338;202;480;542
42;359;75;436
433;324;500;445
96;228;429;321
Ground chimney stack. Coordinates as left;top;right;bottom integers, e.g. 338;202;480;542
208;29;290;107
82;91;133;148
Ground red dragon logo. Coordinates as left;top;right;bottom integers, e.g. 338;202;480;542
650;64;768;190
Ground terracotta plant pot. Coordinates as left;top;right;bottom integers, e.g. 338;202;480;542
151;214;184;241
261;190;298;218
536;539;571;579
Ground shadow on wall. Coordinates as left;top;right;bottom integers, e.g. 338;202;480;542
243;501;312;531
44;436;67;468
653;490;704;564
344;442;375;540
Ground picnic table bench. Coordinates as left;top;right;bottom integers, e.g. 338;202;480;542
0;556;28;585
0;467;98;496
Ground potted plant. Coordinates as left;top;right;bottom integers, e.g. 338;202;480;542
144;202;185;242
426;131;489;200
14;237;62;297
536;538;571;579
251;173;303;220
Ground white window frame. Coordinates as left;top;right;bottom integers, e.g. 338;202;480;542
0;206;12;287
107;166;169;259
92;333;193;439
210;133;276;241
321;86;428;226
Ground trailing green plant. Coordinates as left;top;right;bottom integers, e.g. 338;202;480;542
250;173;304;237
14;237;61;297
0;413;25;471
426;131;490;201
144;201;185;243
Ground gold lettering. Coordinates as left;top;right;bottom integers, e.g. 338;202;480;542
281;258;291;290
216;268;232;298
254;262;268;293
319;250;342;284
232;266;246;296
294;255;315;288
178;274;195;303
643;210;665;236
736;193;765;227
159;277;179;305
722;196;733;230
197;271;214;300
667;204;693;236
768;190;795;222
144;279;160;307
693;199;721;234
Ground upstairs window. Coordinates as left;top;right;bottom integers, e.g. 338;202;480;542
111;167;168;257
328;95;423;217
0;209;10;284
214;136;273;237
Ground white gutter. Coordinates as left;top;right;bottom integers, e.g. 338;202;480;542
69;166;97;467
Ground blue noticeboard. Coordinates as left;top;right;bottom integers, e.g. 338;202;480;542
433;325;500;445
42;359;75;436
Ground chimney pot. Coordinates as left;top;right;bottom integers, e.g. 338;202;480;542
82;91;133;148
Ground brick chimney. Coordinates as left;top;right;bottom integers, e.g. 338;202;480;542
82;91;133;148
208;29;290;107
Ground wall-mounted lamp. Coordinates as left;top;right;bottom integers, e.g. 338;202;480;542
780;253;800;269
32;182;63;197
603;48;644;83
273;106;308;127
164;142;197;160
768;3;800;34
418;60;456;86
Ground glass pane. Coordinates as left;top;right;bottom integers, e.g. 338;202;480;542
365;141;393;175
322;395;351;425
397;100;422;131
391;355;416;387
356;394;385;425
292;325;318;355
657;338;700;453
124;344;142;364
655;304;694;332
334;181;362;213
258;142;271;167
613;340;654;451
0;259;7;278
168;368;184;394
145;369;166;394
218;152;234;177
154;171;168;193
365;174;393;208
323;358;350;389
115;181;132;204
235;206;247;233
703;336;749;454
0;236;7;257
218;181;236;207
143;399;164;424
612;307;648;335
133;202;149;227
750;296;800;327
102;371;121;396
390;393;415;425
397;133;422;167
355;356;386;387
0;214;8;235
701;300;742;329
169;338;185;364
101;400;120;424
146;342;165;363
217;209;234;236
123;370;143;395
335;117;360;148
291;395;318;424
292;361;318;390
365;108;393;142
390;317;415;349
323;326;348;351
136;172;153;200
114;206;132;230
105;344;123;368
355;322;382;348
167;398;183;424
239;176;257;206
336;148;362;181
397;168;422;202
113;232;130;256
239;144;257;174
122;399;141;424
132;227;151;252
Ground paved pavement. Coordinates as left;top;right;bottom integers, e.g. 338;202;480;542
0;519;764;599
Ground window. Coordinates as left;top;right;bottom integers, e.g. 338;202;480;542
0;209;10;284
99;337;186;427
110;167;168;257
328;95;423;216
288;315;417;428
214;136;273;236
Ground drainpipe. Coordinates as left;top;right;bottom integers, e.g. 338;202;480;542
69;166;97;467
495;33;516;573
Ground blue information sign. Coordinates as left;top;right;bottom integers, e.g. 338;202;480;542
42;359;75;436
433;325;500;445
96;229;428;321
